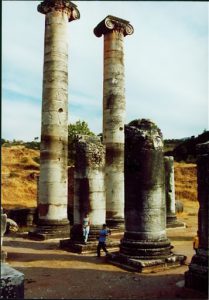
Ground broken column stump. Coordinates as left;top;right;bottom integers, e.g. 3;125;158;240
107;119;186;272
60;135;119;253
185;141;209;294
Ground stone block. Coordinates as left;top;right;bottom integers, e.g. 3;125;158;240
0;263;24;299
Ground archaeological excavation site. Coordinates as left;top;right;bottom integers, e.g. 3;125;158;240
1;0;208;299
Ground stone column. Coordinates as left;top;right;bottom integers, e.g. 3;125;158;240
29;0;80;240
164;156;184;228
185;141;209;294
107;119;186;272
121;119;171;257
71;135;106;242
94;15;134;229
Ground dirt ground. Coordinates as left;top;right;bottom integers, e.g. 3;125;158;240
3;207;207;300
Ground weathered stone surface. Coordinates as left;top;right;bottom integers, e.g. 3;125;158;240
123;119;169;252
0;263;24;299
185;141;209;294
94;15;133;230
106;119;186;272
30;1;80;240
164;156;185;228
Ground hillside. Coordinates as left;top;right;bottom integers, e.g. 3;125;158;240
1;146;40;209
1;146;198;209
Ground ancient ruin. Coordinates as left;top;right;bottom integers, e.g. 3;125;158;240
94;15;134;229
185;141;209;293
164;156;185;228
29;0;80;239
107;119;186;272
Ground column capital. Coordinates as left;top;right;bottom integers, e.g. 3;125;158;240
37;0;80;22
94;15;134;38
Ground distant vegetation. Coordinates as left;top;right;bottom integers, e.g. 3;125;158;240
68;120;95;165
164;130;209;163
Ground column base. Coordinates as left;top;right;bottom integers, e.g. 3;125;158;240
28;219;70;240
106;251;186;273
0;263;24;299
184;249;208;294
60;238;119;254
106;218;125;231
120;235;173;259
166;215;186;229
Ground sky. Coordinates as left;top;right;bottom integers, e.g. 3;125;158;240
2;0;208;141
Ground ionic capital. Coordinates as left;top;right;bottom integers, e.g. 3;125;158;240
94;15;134;38
38;0;80;22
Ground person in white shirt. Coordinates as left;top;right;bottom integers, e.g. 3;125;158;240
82;213;90;244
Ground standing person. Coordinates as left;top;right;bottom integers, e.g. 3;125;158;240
82;213;90;244
97;224;111;257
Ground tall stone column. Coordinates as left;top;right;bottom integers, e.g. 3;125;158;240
94;15;134;229
71;135;106;242
29;0;80;240
185;141;209;294
107;119;186;272
164;156;185;228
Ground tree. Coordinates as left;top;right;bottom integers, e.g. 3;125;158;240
68;120;95;166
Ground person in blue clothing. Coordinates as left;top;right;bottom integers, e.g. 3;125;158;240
97;224;111;257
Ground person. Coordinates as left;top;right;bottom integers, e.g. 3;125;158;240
82;213;90;244
97;224;111;257
193;231;199;254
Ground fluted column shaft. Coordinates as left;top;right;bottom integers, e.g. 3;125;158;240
94;15;134;229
